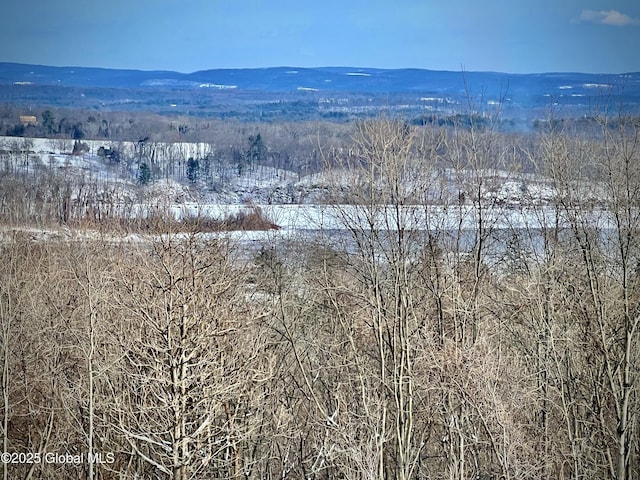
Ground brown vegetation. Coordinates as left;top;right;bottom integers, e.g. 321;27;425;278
1;115;639;479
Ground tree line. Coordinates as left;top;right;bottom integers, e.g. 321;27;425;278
1;115;640;479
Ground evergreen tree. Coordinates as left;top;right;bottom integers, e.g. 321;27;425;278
247;133;265;172
187;158;200;183
41;110;56;135
138;162;151;185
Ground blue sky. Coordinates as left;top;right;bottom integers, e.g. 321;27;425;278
1;0;639;74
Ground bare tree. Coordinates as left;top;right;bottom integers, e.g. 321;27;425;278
110;232;270;479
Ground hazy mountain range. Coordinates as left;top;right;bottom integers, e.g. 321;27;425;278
1;62;639;121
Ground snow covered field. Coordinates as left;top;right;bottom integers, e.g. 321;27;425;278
1;135;614;240
154;202;612;232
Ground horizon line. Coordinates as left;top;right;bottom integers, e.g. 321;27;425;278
1;60;638;77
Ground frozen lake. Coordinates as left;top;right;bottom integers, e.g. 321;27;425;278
123;203;622;266
133;203;617;232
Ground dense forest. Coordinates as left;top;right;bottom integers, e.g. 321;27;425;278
1;104;640;480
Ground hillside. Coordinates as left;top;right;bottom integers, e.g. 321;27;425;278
2;62;639;121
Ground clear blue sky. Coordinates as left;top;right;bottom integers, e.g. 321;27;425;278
1;0;639;74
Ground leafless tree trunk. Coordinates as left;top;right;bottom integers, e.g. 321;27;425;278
110;232;269;479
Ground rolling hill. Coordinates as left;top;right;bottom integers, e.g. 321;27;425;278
1;62;639;121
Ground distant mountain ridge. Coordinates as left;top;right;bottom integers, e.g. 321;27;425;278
1;62;639;122
1;62;639;95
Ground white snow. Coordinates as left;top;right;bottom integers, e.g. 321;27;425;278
3;136;614;236
127;203;614;233
199;83;238;89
